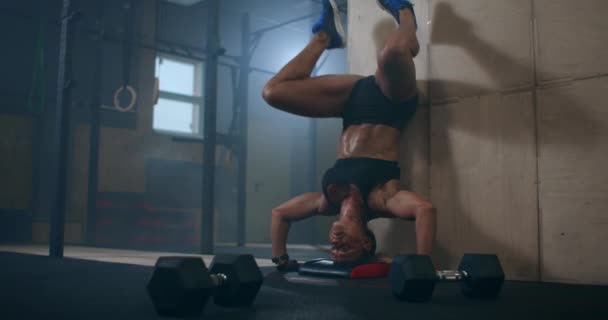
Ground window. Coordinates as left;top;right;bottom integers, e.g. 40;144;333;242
153;54;204;136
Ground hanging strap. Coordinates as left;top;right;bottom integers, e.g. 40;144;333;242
113;0;137;112
121;0;133;89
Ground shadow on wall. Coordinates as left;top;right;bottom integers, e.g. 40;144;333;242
370;2;601;275
429;3;599;145
430;2;601;276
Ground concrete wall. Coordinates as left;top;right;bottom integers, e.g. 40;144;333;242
348;0;608;284
428;0;539;281
534;0;608;285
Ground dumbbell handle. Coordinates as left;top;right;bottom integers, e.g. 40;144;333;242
209;273;228;287
436;270;468;281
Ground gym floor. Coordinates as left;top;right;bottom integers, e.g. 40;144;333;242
0;244;331;267
2;248;607;320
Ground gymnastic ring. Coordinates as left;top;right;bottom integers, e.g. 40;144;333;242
113;85;137;112
153;77;160;105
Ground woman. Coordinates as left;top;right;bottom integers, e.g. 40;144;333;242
263;0;436;269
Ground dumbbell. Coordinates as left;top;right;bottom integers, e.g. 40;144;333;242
147;254;264;317
390;254;504;302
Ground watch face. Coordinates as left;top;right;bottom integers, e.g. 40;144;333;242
272;254;289;264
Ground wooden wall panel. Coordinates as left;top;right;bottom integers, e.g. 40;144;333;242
0;115;33;210
32;222;82;244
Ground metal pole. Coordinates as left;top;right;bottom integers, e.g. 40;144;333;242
85;2;104;245
2;6;282;76
308;119;318;244
30;0;47;244
200;0;220;254
236;13;250;247
50;0;75;258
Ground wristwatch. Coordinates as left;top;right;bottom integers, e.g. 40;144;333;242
271;253;290;265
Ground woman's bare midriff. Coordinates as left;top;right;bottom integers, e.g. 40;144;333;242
338;124;401;161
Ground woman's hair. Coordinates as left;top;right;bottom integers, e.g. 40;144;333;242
333;227;379;267
364;227;377;257
353;227;377;265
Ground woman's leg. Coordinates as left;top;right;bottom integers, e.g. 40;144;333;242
262;0;363;118
375;1;420;102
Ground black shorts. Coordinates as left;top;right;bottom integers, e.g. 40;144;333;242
321;157;401;208
342;76;418;131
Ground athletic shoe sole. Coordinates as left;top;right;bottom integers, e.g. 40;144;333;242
328;0;346;48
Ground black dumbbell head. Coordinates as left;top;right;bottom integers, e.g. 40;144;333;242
390;255;437;302
147;257;215;317
209;254;264;307
458;254;505;299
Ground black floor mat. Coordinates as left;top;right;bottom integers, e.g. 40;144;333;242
1;252;607;320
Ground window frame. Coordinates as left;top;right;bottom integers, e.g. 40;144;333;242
153;53;205;137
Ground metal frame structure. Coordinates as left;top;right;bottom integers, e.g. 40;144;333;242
171;3;328;251
236;13;251;247
85;0;105;245
20;0;336;257
49;0;75;257
200;0;220;254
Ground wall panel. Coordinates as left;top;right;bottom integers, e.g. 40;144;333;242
430;92;538;280
538;77;608;284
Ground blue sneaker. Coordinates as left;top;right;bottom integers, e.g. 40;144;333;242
377;0;418;28
312;0;346;49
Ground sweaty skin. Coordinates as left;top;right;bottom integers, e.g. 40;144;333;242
326;124;403;263
326;124;401;204
340;124;401;161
